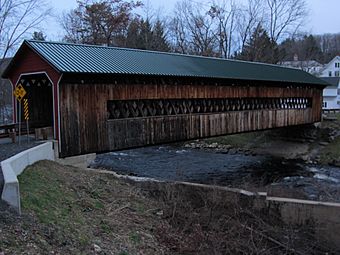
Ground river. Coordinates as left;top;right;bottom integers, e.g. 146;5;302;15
90;145;340;201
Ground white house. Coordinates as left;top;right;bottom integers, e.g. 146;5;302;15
319;77;340;110
320;56;340;77
280;55;340;110
279;54;324;76
318;56;340;110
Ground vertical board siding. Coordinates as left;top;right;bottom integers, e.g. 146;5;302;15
105;109;314;151
60;82;323;157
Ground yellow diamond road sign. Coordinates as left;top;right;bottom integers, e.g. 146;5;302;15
14;84;26;102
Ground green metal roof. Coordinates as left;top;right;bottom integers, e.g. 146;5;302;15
320;77;340;87
8;40;329;86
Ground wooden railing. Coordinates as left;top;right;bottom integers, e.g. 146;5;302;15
0;123;16;141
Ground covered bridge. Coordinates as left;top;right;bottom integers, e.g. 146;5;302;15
3;40;327;157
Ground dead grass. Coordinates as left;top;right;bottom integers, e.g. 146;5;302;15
0;161;336;254
319;136;340;164
139;181;332;254
1;160;168;255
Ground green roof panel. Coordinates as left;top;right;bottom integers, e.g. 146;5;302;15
17;40;328;86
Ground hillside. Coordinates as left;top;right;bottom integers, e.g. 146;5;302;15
0;160;335;254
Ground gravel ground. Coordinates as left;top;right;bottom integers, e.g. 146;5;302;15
0;137;43;199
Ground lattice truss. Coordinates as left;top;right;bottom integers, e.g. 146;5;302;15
107;97;312;119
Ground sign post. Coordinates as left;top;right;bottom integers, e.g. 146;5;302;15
13;84;27;146
23;98;29;143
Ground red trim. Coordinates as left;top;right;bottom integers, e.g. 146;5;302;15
7;44;61;141
12;82;16;123
53;80;59;140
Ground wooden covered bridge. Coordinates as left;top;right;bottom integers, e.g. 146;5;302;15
3;40;327;157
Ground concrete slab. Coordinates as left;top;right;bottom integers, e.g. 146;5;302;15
57;153;96;169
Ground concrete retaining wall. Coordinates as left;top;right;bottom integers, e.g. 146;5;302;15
267;196;340;250
126;179;340;251
1;142;55;214
186;183;340;251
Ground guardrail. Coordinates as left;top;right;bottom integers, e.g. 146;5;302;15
1;142;56;214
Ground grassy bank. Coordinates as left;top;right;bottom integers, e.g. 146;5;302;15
0;161;335;254
1;161;166;254
317;113;340;164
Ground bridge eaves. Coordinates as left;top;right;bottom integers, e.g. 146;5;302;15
3;40;328;87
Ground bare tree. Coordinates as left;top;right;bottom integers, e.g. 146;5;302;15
0;59;12;124
0;0;51;60
236;0;263;53
315;33;340;63
265;0;307;43
169;12;189;54
61;0;142;46
208;0;238;58
0;0;50;124
169;0;218;56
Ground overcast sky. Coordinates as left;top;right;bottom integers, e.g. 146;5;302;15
46;0;340;40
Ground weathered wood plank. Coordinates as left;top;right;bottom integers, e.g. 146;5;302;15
59;81;323;157
105;109;314;151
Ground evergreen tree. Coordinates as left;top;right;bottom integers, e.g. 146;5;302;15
279;38;297;61
138;19;153;50
126;18;141;48
125;18;170;52
236;24;279;64
151;20;170;52
279;35;323;63
301;35;323;61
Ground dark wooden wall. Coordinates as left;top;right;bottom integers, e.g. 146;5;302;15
19;74;53;128
59;80;323;157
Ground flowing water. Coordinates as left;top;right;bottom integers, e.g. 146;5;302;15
90;145;340;201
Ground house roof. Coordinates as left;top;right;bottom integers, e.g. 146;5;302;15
3;40;328;86
320;77;340;87
322;56;340;71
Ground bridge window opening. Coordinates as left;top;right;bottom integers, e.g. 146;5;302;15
16;73;54;136
107;97;312;120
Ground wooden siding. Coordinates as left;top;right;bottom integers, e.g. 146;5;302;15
107;109;314;150
60;82;323;157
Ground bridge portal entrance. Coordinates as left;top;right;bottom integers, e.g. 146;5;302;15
15;73;54;138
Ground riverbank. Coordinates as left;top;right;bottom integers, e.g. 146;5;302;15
87;113;340;203
0;161;336;254
186;112;340;166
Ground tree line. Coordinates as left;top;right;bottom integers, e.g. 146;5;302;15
0;0;339;124
58;0;339;64
0;0;339;64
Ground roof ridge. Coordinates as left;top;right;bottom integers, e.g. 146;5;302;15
26;39;293;70
19;40;328;86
